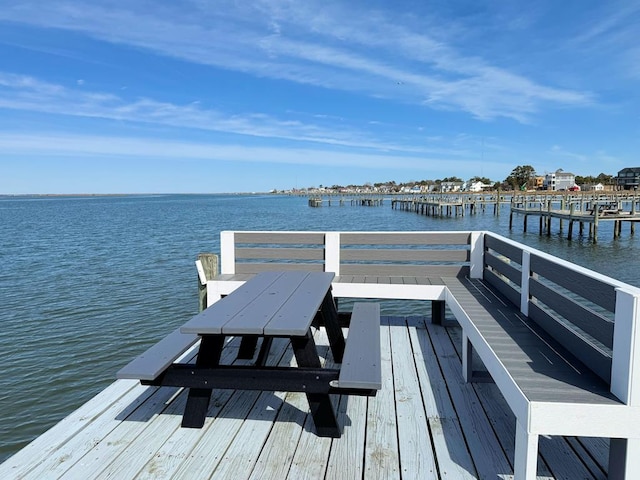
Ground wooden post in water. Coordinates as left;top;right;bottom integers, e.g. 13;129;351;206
546;200;552;236
568;203;575;240
197;253;219;312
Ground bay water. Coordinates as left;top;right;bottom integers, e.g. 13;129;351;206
1;193;637;463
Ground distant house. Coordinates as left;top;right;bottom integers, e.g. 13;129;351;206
466;181;492;192
582;183;605;191
440;181;464;192
543;169;576;191
616;167;640;190
534;177;544;189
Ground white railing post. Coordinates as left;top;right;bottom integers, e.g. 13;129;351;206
220;231;236;274
611;288;640;405
520;251;531;316
469;231;484;279
325;232;341;275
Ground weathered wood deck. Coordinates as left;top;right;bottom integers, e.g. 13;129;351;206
0;316;608;479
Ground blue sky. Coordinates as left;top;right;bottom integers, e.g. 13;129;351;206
0;0;638;193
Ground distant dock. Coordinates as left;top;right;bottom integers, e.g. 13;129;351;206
509;192;640;242
308;194;384;207
391;193;508;216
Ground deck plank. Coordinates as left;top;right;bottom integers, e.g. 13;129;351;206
407;317;477;479
364;318;401;480
389;317;438;478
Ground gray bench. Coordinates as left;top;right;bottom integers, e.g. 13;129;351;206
117;328;199;381
446;234;633;479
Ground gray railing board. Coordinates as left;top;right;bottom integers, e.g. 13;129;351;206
527;302;612;384
529;254;616;313
339;264;469;277
235;247;325;260
340;249;469;262
234;232;325;244
482;268;521;307
484;251;522;286
340;232;471;245
485;235;523;264
529;278;614;349
235;263;325;274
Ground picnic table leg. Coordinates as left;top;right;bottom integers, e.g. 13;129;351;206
238;336;259;359
182;335;225;428
291;330;340;437
317;291;346;363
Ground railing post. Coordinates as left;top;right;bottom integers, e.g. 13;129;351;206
220;231;236;274
324;232;341;275
469;231;484;279
610;288;640;480
520;251;530;316
611;288;640;405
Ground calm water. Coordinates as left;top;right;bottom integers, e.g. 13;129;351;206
0;193;638;462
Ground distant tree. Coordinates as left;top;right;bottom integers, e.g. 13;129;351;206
441;176;463;183
505;165;536;190
469;176;492;184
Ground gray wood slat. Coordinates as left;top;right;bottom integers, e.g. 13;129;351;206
235;247;325;260
116;328;199;381
235;263;325;273
234;232;325;244
182;271;284;334
529;277;614;348
263;272;334;335
530;254;616;312
340;264;469;277
484;251;522;286
484;235;523;264
340;248;469;262
482;269;521;307
221;271;312;335
337;302;381;390
340;232;471;245
528;302;612;384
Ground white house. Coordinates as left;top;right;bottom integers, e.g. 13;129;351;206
543;169;576;191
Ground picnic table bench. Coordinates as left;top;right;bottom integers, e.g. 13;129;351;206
117;270;381;438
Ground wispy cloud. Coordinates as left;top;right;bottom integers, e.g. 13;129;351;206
0;72;479;158
0;131;505;176
0;1;593;121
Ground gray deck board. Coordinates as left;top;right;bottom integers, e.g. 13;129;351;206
1;316;607;479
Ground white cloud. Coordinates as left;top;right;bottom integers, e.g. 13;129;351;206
0;1;593;121
0;131;499;174
0;72;479;159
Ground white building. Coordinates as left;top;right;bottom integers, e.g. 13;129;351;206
543;169;576;191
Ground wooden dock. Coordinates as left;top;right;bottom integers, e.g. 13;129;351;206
308;196;384;207
510;193;640;242
391;193;508;217
1;314;608;479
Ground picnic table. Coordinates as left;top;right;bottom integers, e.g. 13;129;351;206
129;270;381;437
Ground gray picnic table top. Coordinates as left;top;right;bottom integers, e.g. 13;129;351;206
181;271;335;337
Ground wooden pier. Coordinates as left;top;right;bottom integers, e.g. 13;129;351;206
509;192;640;242
308;195;384;207
391;193;508;217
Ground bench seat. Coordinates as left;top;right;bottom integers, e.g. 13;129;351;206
116;328;199;381
332;302;381;391
444;276;630;479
